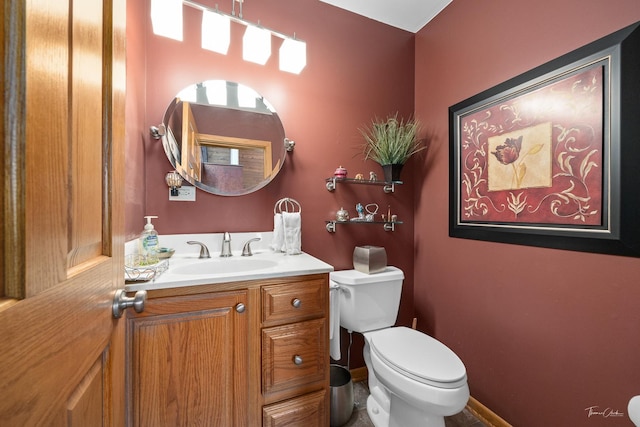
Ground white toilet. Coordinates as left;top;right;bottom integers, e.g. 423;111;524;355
330;267;469;427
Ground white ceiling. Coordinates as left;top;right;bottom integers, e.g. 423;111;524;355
318;0;452;33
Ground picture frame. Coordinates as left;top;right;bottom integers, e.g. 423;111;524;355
449;21;640;257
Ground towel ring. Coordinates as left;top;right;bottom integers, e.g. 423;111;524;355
274;197;302;214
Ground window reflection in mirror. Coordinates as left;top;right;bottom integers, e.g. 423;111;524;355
160;80;287;196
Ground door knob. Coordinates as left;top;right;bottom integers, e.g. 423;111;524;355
112;289;147;318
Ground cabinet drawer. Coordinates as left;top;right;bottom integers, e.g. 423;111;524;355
262;278;327;325
262;389;327;427
262;318;327;396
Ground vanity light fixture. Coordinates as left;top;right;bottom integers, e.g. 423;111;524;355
152;0;306;72
201;9;230;54
279;37;307;74
243;24;271;65
151;0;183;41
165;171;183;197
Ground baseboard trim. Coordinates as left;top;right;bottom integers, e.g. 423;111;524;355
465;396;511;427
350;366;368;383
350;368;510;427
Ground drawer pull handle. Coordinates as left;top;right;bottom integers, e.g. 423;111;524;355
293;355;303;365
235;303;246;313
292;298;302;308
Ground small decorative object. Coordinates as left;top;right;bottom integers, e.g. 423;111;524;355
365;203;379;222
165;170;183;196
354;173;364;180
353;246;387;274
391;214;398;222
351;202;365;221
157;247;175;259
369;171;377;181
334;166;347;179
336;207;350;222
359;112;426;182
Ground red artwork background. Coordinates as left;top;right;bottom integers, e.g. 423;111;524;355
459;64;604;226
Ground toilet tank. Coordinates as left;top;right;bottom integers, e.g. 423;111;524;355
330;267;404;333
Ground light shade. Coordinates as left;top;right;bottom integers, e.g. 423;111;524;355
279;38;307;74
243;25;271;65
151;0;183;41
201;10;230;54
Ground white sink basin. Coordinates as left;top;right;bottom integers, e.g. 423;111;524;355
170;257;279;275
124;232;334;292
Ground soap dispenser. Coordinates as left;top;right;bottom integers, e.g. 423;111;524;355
139;216;159;264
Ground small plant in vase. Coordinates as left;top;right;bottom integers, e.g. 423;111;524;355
359;113;426;182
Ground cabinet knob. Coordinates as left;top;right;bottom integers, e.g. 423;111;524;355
235;303;246;313
293;355;303;365
291;298;302;308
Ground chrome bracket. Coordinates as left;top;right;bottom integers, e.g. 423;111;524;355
326;178;336;191
284;138;295;152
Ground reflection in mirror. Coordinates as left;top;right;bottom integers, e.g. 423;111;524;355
160;80;287;196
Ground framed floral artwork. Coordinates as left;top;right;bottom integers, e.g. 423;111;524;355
449;21;640;257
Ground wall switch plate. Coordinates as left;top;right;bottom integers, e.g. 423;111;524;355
169;186;196;201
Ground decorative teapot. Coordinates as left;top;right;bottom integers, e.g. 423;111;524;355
336;207;350;222
334;166;347;179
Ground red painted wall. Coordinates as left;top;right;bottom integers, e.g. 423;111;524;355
125;0;417;365
414;1;640;426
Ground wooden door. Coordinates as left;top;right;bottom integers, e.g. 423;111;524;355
181;102;202;182
0;0;126;425
126;290;249;426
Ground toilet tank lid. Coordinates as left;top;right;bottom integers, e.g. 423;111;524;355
329;266;404;285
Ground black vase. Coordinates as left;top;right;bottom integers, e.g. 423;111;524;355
382;164;404;182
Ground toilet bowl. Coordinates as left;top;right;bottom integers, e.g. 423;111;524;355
329;267;469;427
364;327;469;427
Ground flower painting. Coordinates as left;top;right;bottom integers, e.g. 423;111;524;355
457;65;603;226
449;21;640;257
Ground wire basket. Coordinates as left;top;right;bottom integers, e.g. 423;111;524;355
124;254;169;282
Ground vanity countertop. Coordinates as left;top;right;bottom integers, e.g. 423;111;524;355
124;232;334;292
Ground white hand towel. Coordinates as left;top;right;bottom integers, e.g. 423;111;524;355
270;213;285;252
329;281;341;361
282;211;301;255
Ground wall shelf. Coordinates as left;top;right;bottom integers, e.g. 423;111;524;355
325;177;401;193
325;220;402;233
325;177;402;232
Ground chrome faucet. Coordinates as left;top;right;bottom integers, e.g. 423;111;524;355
220;232;232;257
241;238;261;256
187;241;211;258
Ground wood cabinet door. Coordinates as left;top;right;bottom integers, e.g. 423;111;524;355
0;0;126;425
127;290;250;427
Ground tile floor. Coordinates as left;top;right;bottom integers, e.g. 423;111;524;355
340;381;488;427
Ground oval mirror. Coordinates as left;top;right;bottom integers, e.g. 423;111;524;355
159;80;288;196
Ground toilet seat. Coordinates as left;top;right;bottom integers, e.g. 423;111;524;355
368;327;467;389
